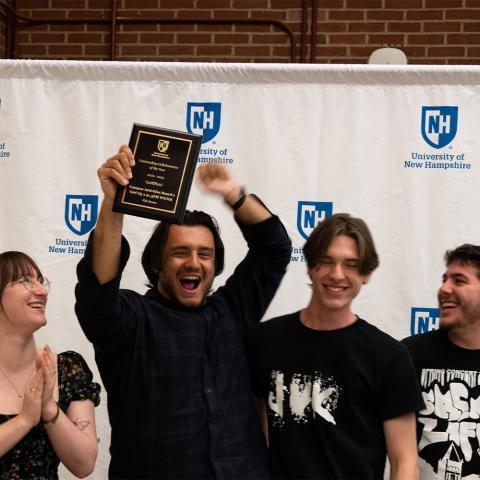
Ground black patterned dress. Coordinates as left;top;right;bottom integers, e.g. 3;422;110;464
0;351;101;480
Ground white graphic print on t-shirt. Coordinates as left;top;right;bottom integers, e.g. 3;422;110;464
418;368;480;480
268;370;341;427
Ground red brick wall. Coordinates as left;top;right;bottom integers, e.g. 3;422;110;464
0;21;4;59
1;0;479;64
0;0;10;58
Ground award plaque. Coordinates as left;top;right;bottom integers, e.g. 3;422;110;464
112;123;202;223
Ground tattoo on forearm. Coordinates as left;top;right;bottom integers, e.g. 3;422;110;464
73;419;91;431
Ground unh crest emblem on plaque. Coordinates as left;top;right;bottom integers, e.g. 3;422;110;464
158;139;169;153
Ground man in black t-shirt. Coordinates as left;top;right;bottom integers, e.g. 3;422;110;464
402;244;480;480
248;213;424;479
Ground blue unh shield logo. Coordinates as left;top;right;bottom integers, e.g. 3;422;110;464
421;106;458;149
186;102;221;143
410;307;440;336
297;201;333;240
65;195;98;236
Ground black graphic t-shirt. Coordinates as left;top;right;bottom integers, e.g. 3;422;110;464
403;329;480;480
247;312;424;479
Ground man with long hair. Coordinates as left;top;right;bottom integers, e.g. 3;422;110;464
249;213;423;479
75;145;291;479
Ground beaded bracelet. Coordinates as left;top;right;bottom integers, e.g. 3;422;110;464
43;402;60;430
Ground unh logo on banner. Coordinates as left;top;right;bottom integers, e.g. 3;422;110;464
297;201;333;240
421;106;458;149
65;195;98;236
186;102;221;143
410;307;440;336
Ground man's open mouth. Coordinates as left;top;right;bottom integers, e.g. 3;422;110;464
180;275;201;291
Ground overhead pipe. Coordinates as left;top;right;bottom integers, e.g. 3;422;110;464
0;0;297;62
300;0;309;63
110;0;117;60
310;0;317;63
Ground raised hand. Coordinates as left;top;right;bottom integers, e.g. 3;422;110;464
97;145;135;203
197;164;241;204
38;346;58;421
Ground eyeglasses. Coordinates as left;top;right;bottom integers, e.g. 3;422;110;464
7;275;51;293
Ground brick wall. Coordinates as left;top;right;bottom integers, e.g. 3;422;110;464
0;0;9;58
1;0;479;64
0;20;4;59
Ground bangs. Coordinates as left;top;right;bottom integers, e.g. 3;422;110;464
0;251;42;296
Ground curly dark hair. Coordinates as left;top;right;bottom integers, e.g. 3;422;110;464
141;210;225;288
444;244;480;278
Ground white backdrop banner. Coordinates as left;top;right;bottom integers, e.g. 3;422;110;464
1;60;479;478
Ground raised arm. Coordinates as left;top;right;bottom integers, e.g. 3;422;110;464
93;144;134;284
198;164;291;329
75;145;140;350
197;164;271;225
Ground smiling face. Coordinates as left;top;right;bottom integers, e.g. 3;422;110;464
438;261;480;331
0;270;48;333
157;224;216;309
308;234;370;318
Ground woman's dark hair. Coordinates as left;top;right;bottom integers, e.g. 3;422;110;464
0;251;42;302
141;210;225;288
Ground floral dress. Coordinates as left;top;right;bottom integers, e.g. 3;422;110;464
0;351;101;479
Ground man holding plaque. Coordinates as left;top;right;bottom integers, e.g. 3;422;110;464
75;145;291;479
